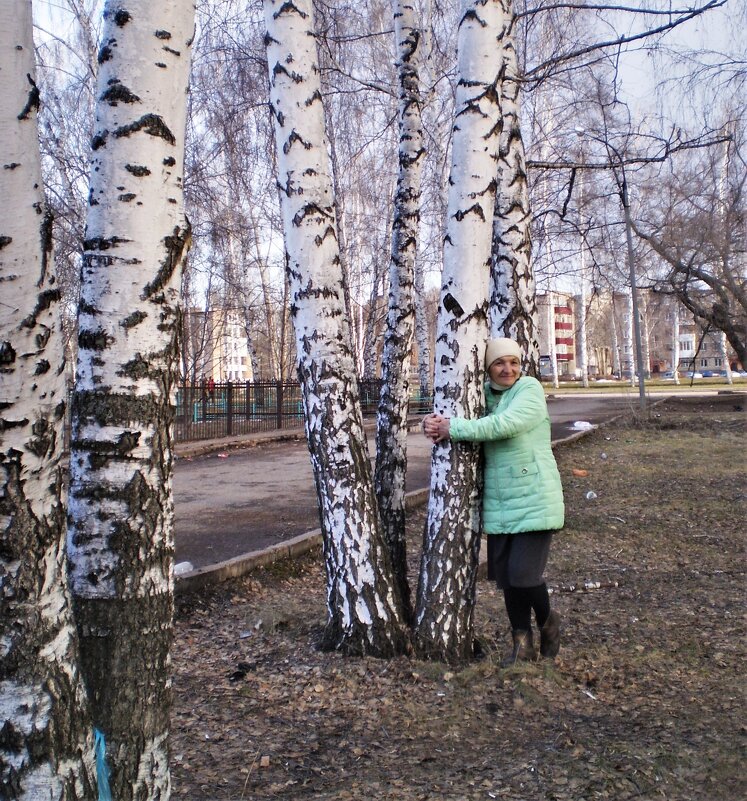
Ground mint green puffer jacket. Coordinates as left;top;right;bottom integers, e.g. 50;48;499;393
448;376;564;534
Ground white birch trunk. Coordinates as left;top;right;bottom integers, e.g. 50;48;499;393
578;279;589;385
488;2;540;374
413;256;432;396
66;3;195;798
0;4;96;797
626;289;635;385
672;302;681;384
374;0;426;621
641;295;651;378
264;0;408;656
362;266;385;381
414;0;507;662
720;332;733;384
611;294;622;377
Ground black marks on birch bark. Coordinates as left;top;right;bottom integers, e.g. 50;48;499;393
101;82;140;105
283;130;312;155
314;226;337;247
113;9;131;27
118;354;151;380
454;203;486;223
98;42;114;64
292;203;334;228
118;193;137;202
461;8;489;28
78;328;114;352
72;390;160;430
442;293;465;317
142;225;190;300
84;236;129;251
17;74;40;121
274;2;309;21
155;30;172;40
35;326;52;350
73;430;141;471
39;207;54;287
113;114;176;146
78;299;100;316
91;132;108;151
273;63;304;84
0;236;12;250
163;156;176;167
121;311;147;330
26;417;56;458
125;164;151;177
20;289;61;330
0;342;16;365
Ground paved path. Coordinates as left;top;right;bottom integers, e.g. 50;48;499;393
173;393;649;577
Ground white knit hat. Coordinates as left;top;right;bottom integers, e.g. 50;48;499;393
485;337;523;368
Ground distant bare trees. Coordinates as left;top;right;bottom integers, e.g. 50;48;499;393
633;132;746;366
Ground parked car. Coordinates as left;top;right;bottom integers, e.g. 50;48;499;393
700;370;715;377
684;371;703;379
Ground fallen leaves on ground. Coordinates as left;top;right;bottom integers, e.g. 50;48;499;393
171;394;746;800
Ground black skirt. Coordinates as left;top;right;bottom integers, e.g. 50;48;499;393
486;530;555;588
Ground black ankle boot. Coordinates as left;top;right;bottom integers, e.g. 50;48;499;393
501;629;536;667
539;610;561;658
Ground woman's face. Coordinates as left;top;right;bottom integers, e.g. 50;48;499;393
488;356;521;388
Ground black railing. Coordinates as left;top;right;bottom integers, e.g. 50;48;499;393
62;380;432;447
174;379;432;443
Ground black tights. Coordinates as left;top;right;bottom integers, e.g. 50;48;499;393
503;583;550;631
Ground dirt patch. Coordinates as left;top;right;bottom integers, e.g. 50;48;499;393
170;394;746;800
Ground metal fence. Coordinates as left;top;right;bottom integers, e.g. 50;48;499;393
174;379;432;443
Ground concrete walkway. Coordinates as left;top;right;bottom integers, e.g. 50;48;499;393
173;392;661;592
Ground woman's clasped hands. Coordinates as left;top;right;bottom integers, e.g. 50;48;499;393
422;413;451;443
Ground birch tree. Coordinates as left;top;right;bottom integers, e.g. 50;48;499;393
489;1;540;374
0;3;95;798
373;0;426;621
264;0;409;657
414;0;507;663
66;2;195;797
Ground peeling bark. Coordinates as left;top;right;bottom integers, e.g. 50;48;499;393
66;2;195;798
264;0;409;657
414;0;507;663
0;3;95;797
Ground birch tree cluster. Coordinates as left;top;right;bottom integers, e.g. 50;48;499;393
1;0;743;799
34;0;745;385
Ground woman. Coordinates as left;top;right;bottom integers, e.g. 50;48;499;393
423;337;564;665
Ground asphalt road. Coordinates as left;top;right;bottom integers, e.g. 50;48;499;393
173;393;648;570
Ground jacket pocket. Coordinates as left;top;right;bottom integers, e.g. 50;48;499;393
509;462;539;480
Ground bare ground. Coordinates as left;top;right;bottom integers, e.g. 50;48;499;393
170;394;746;800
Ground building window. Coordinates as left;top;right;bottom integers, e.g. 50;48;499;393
700;358;708;367
715;358;722;366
